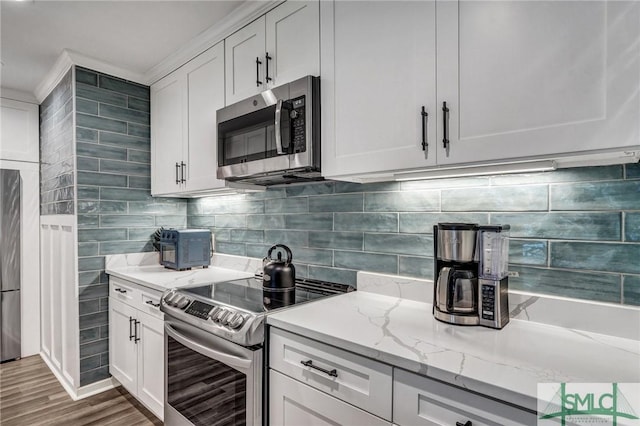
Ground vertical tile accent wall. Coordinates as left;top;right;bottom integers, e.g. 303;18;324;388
74;67;187;386
188;164;640;306
40;70;74;215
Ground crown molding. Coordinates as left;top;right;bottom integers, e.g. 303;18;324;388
0;87;38;104
34;50;74;103
34;49;146;103
144;0;281;85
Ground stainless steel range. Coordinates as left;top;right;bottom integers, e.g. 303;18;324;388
161;276;354;426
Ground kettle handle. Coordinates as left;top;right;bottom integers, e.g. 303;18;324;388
267;244;293;265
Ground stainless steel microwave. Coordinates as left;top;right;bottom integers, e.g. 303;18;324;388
216;75;321;186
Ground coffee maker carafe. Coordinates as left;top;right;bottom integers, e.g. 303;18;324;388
433;223;481;325
433;223;510;329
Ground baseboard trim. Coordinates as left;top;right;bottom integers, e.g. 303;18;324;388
39;352;120;401
75;376;120;400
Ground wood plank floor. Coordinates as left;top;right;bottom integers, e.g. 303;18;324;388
0;355;163;426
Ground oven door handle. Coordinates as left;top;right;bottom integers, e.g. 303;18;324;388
165;322;252;371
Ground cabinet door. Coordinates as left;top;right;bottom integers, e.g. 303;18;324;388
265;1;320;87
225;17;266;105
184;42;227;193
0;99;39;163
436;1;640;165
136;310;164;420
321;1;437;179
150;72;186;195
270;370;391;426
109;297;138;393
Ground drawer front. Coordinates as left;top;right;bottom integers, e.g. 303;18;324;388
269;327;393;421
109;277;139;306
140;290;163;320
393;369;536;426
270;370;391;426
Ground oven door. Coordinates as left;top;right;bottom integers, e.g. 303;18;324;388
164;320;262;426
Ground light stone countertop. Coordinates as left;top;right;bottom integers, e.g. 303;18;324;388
266;291;640;412
105;264;254;292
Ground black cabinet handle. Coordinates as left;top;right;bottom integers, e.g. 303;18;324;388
301;360;338;378
442;101;450;155
175;162;180;184
180;161;186;183
129;316;134;341
421;106;429;154
456;421;472;426
115;288;127;294
256;57;262;86
146;300;160;308
265;53;272;82
134;320;141;344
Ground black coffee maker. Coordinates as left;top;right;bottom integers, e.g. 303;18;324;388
262;244;296;309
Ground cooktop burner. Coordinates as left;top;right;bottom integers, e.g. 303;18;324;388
160;275;354;347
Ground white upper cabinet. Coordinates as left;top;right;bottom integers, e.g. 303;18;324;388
225;17;267;105
226;1;319;105
321;0;640;180
265;1;320;88
150;73;185;195
321;1;437;179
0;98;39;163
151;42;226;196
436;0;640;166
184;43;227;193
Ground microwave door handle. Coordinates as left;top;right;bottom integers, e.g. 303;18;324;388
275;99;284;155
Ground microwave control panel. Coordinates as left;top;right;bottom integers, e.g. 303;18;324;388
291;96;306;153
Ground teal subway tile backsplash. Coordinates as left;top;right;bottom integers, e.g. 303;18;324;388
509;266;621;303
71;67;187;386
188;164;639;306
623;275;640;306
625;213;640;242
551;181;640;210
550;242;640;274
490;212;622;241
442;185;548;211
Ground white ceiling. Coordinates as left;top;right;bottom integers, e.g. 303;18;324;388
0;0;244;96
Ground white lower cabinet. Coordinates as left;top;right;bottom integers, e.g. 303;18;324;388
393;369;536;426
109;279;164;420
269;327;536;426
270;370;391;426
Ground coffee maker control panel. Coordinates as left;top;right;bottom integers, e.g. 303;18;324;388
481;284;496;320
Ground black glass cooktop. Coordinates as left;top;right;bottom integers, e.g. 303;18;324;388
180;276;354;314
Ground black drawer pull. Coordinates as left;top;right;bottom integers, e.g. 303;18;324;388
175;162;180;184
256;57;263;86
146;300;160;308
421;106;429;153
456;421;472;426
115;288;127;294
134;320;141;343
300;360;338;378
265;52;272;82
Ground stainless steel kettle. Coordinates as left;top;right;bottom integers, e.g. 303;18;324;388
263;244;296;289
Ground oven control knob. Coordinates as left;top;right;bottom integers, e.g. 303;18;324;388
176;297;190;309
213;308;227;322
209;306;221;320
219;310;232;324
229;314;245;329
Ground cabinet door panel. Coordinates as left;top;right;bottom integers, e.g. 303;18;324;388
321;1;437;178
270;370;391;426
0;99;39;163
225;17;266;105
136;310;164;420
150;74;184;195
109;297;137;393
437;0;640;165
266;1;320;87
185;42;227;192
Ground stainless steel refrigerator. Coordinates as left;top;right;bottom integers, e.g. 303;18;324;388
0;169;21;362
